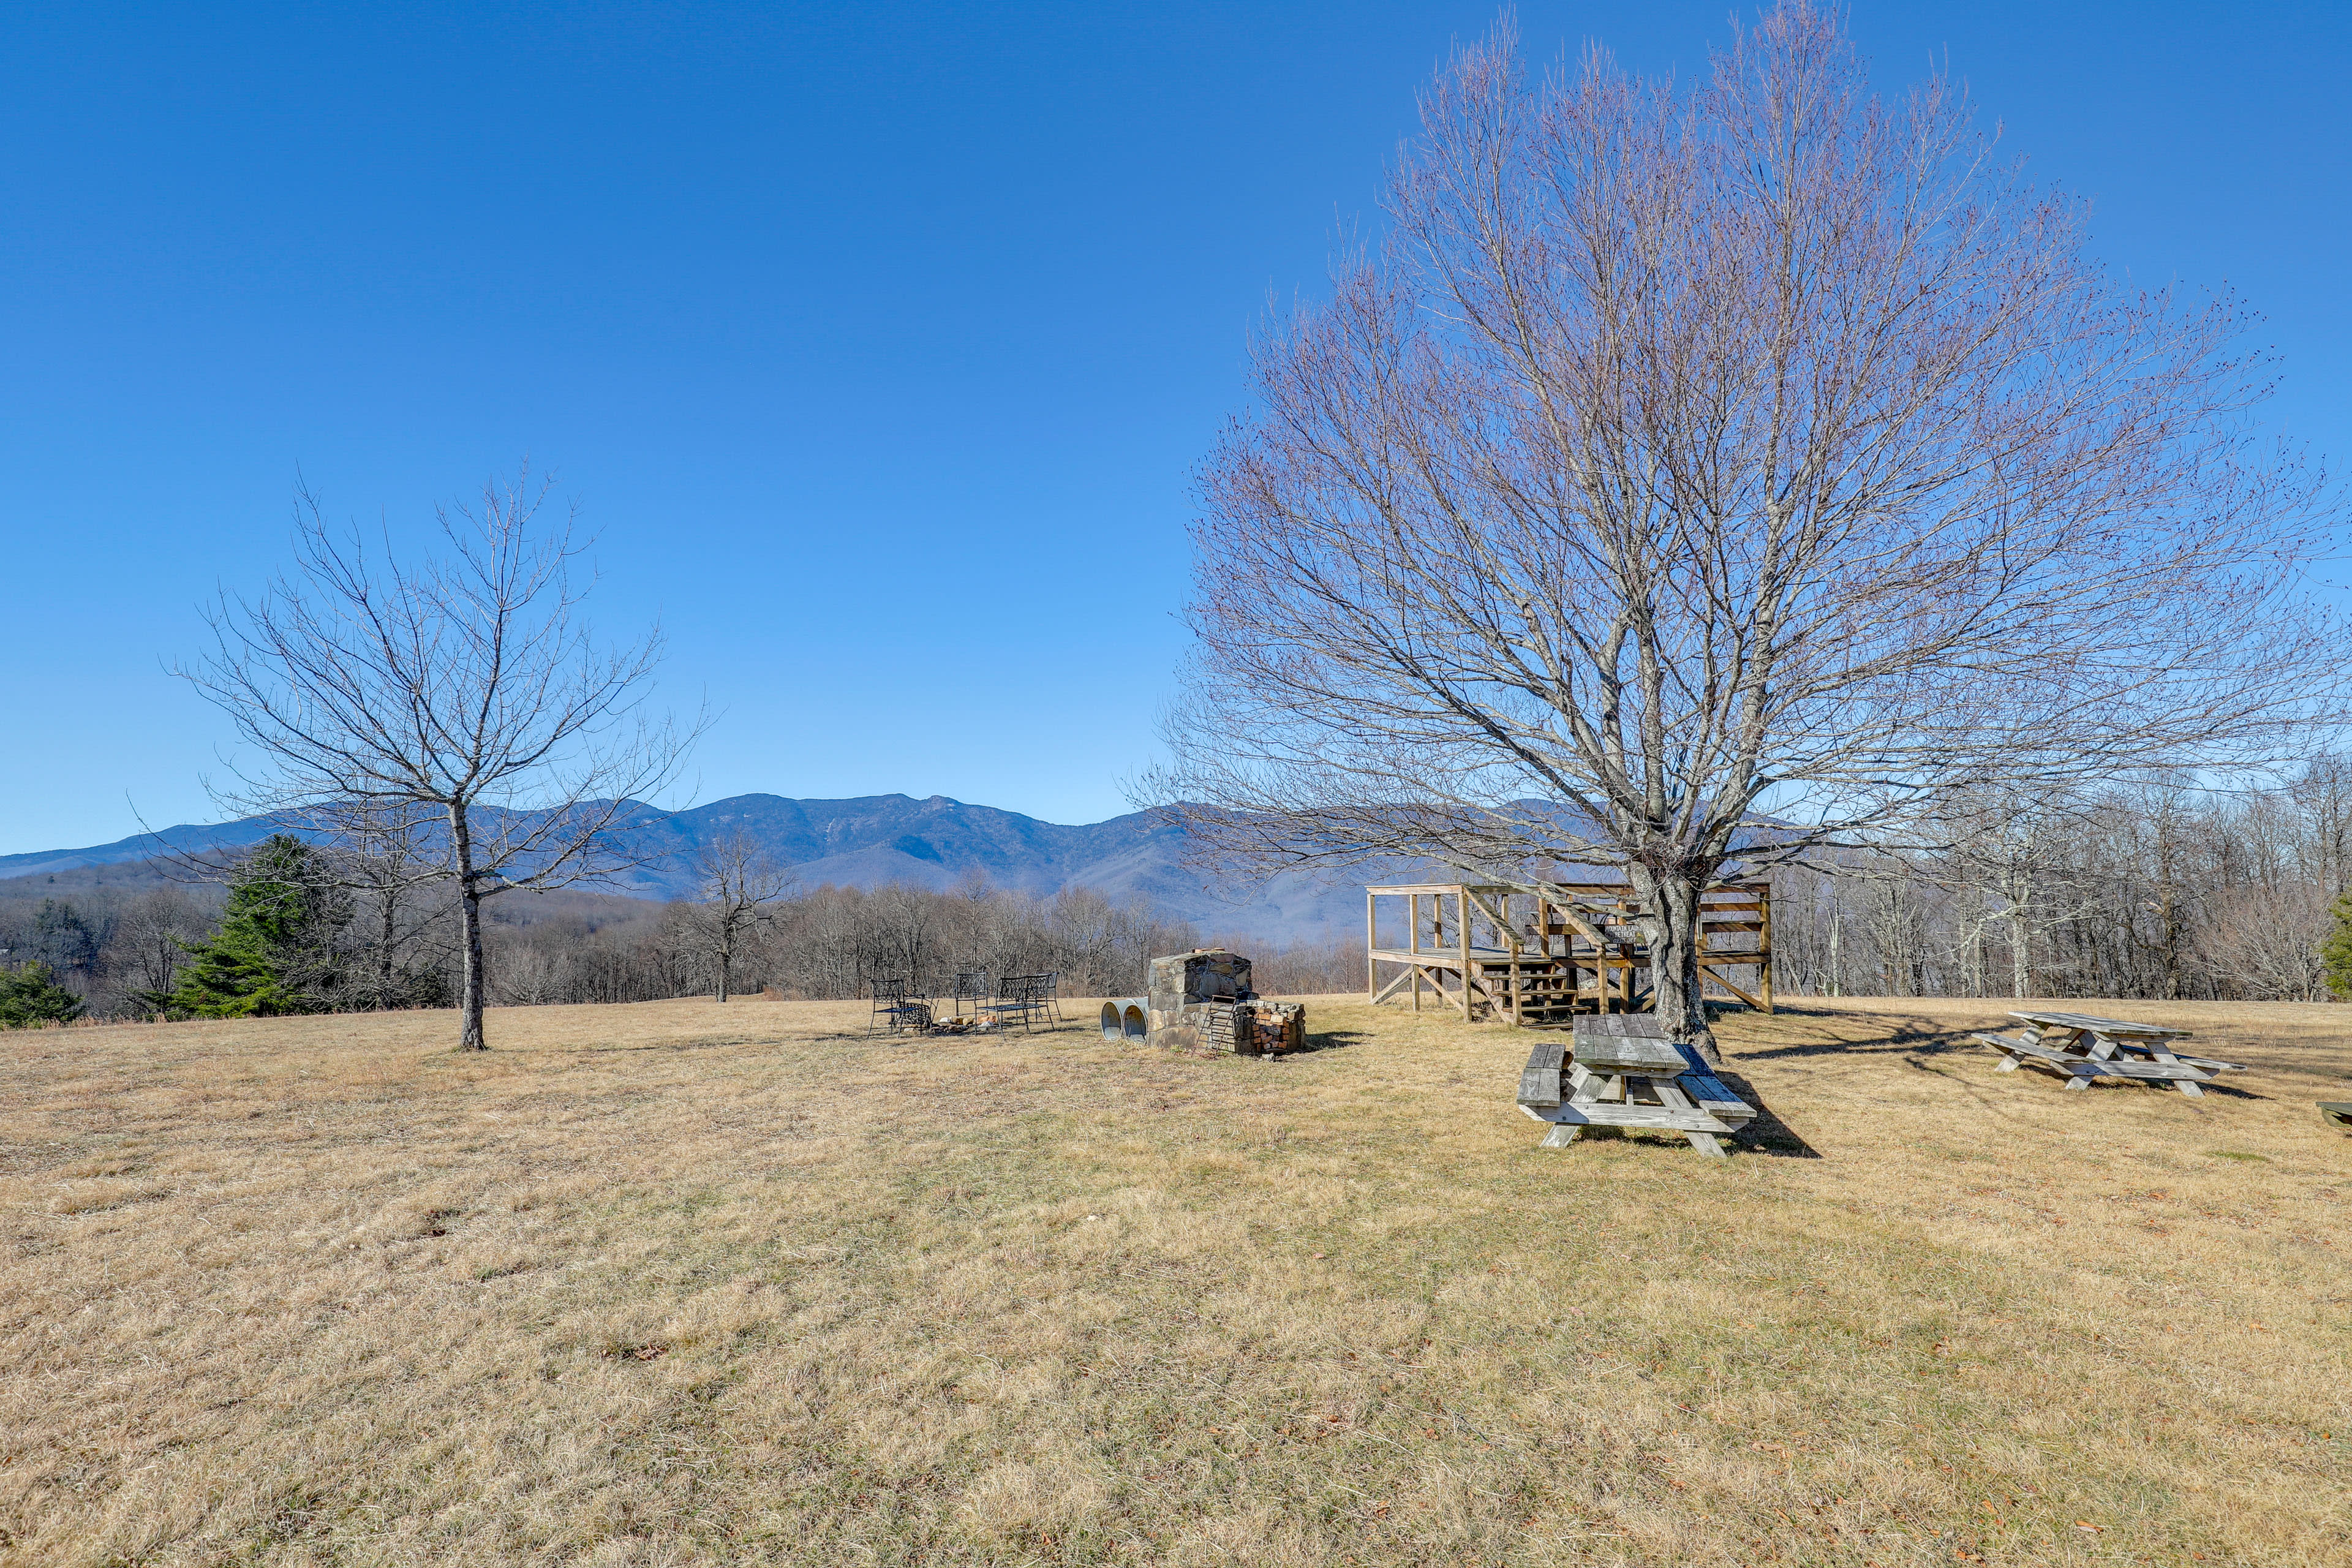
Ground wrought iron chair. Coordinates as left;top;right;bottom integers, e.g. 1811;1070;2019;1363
980;971;1060;1033
947;970;990;1023
869;978;930;1036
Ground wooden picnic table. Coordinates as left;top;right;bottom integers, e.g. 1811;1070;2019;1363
1973;1009;2245;1098
1515;1015;1757;1158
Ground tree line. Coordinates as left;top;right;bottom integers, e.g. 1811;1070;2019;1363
15;763;2352;1028
1766;760;2352;1003
0;837;1362;1026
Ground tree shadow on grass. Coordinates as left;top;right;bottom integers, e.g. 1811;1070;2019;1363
1733;1009;1975;1061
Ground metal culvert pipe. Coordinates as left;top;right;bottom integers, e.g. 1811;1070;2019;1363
1122;1004;1146;1041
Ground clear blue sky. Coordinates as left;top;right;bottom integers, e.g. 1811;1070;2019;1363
3;1;2346;854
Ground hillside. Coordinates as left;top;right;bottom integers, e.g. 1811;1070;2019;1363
0;794;1392;940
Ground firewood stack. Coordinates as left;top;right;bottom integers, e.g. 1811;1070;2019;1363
1145;949;1306;1057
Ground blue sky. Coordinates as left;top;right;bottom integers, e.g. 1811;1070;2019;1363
3;1;2346;854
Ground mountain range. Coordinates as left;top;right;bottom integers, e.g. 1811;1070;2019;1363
0;794;1387;941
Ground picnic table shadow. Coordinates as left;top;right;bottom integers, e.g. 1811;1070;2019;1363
1694;1063;1822;1158
1727;1006;2272;1103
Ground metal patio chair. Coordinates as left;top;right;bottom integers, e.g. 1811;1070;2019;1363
947;970;991;1023
868;978;930;1036
979;971;1060;1034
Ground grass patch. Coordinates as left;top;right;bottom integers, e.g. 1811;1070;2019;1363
2;994;2348;1565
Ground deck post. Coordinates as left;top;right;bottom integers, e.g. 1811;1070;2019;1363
1411;893;1422;1012
1459;888;1472;1020
1759;883;1776;1014
1365;889;1376;1003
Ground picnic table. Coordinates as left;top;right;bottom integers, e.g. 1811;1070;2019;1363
1515;1015;1757;1158
1972;1010;2245;1098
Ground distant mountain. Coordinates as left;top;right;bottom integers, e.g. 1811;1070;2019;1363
0;794;1385;941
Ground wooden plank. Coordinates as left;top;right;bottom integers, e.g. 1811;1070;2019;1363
1669;1043;1756;1125
2010;1010;2190;1038
1577;1014;1670;1040
1700;969;1766;1011
2054;1057;2214;1082
1572;1034;1688;1073
1369;967;1417;1006
1568;1101;1735;1134
1518;1039;1567;1106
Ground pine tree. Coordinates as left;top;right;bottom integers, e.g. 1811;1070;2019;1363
0;962;86;1027
168;835;351;1018
2321;891;2352;1002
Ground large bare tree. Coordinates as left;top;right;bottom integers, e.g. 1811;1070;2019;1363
1156;6;2342;1044
180;469;696;1050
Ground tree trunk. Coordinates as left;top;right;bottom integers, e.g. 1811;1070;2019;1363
2008;904;2031;1000
450;804;488;1050
716;922;732;1004
375;889;397;1011
1630;865;1716;1061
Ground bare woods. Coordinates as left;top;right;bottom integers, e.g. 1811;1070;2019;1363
1770;761;2352;1003
494;882;1199;1005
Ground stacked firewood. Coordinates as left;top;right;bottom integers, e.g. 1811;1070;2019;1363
1189;998;1306;1057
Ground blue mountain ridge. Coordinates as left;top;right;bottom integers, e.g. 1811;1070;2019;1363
0;794;1395;942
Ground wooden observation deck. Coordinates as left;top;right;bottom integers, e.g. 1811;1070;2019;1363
1364;881;1773;1025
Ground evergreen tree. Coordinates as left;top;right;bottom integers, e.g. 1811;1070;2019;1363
168;835;351;1018
2321;891;2352;1001
0;962;86;1027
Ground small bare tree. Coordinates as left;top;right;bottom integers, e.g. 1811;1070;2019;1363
323;802;457;1011
690;828;793;1002
179;468;696;1050
1154;6;2342;1046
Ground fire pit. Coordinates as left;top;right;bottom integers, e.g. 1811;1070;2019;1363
1126;948;1305;1057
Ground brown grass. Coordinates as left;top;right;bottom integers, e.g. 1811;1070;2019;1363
2;993;2348;1566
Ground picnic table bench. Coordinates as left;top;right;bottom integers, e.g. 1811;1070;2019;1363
1516;1015;1757;1158
1972;1010;2245;1098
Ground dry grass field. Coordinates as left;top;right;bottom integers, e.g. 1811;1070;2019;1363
2;993;2347;1567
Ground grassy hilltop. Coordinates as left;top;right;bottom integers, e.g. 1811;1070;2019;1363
2;997;2346;1566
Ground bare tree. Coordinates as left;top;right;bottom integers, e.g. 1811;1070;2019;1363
690;829;793;1002
108;887;213;1015
1153;6;2341;1047
178;468;696;1050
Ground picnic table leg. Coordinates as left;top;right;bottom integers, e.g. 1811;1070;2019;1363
2144;1040;2206;1098
1539;1122;1583;1148
2051;1028;2099;1090
1653;1078;1729;1159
